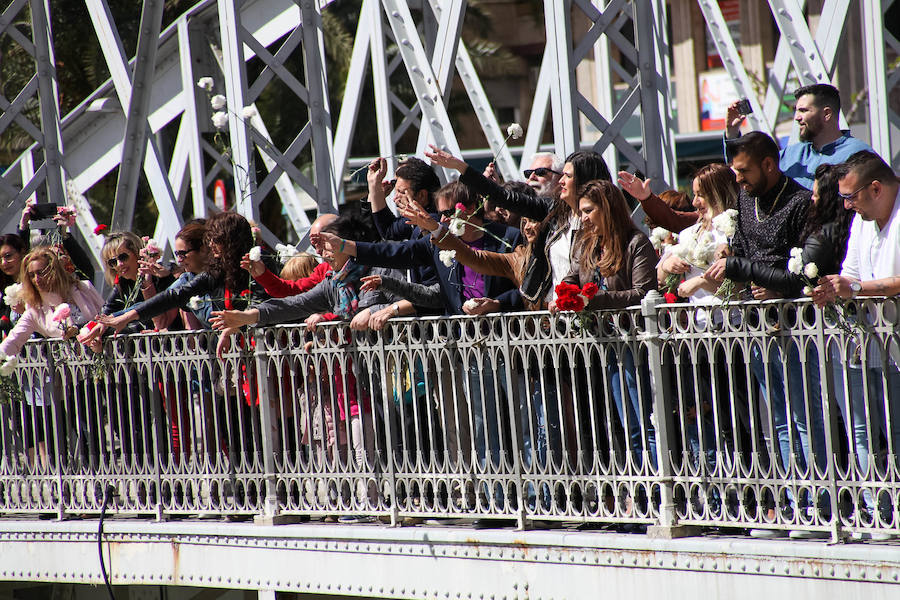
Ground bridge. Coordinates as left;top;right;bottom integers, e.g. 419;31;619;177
2;0;900;598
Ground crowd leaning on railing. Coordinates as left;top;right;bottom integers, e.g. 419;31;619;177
1;83;899;538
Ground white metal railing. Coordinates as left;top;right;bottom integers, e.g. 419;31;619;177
1;294;898;539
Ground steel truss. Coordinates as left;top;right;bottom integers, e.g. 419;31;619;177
0;0;897;274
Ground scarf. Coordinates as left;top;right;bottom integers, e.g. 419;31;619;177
331;259;369;319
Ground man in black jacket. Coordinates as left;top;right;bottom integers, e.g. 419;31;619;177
704;132;812;519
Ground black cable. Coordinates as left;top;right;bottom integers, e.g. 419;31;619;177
98;484;116;600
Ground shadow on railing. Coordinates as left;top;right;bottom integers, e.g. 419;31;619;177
1;294;898;540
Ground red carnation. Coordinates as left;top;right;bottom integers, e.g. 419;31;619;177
664;292;678;304
556;295;585;312
0;315;9;323
581;282;599;299
554;281;581;298
94;224;108;235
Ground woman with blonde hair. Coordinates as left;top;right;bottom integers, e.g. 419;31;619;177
99;231;177;332
0;247;103;357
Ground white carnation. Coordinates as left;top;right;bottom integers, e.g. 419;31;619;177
506;123;523;139
210;94;227;110
3;283;22;308
448;218;466;236
0;356;18;377
188;296;204;311
463;299;479;312
787;255;804;275
712;210;737;237
248;246;262;262
802;286;813;296
196;77;214;91
211;111;228;129
804;262;818;279
789;247;803;259
241;106;258;120
275;243;299;262
439;249;456;268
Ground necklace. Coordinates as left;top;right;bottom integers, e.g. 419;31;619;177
755;178;788;222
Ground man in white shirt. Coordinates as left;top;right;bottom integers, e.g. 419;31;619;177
813;151;900;513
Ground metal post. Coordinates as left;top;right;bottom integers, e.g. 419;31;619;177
641;291;700;538
543;0;579;157
861;0;891;160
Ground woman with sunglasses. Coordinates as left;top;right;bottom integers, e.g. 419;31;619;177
168;220;211;329
426;145;611;307
99;232;178;333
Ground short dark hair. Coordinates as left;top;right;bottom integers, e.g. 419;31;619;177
395;157;440;198
837;150;899;185
726;131;780;165
793;83;841;113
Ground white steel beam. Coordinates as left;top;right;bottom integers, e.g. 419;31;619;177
84;0;181;242
177;19;209;219
861;0;890;159
695;0;769;132
765;0;832;85
298;0;337;215
217;0;258;220
543;0;580;157
111;0;165;231
380;0;463;182
590;0;619;177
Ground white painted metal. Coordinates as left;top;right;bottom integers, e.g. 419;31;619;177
111;0;165;231
862;0;891;160
543;0;580;158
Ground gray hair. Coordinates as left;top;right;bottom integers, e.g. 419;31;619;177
531;152;564;173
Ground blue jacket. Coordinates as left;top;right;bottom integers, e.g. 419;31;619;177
354;221;524;315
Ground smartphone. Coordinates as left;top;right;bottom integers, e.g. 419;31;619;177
736;98;753;115
30;202;58;220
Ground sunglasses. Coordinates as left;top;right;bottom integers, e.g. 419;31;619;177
173;248;196;260
838;180;874;202
106;252;131;268
439;208;457;218
523;167;560;178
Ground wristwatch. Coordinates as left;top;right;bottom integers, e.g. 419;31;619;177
849;281;862;298
392;303;400;316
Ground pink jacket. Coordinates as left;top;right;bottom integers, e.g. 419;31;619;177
0;281;104;356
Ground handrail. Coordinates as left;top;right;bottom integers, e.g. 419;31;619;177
1;295;898;539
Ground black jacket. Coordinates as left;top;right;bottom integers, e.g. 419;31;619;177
724;222;846;298
459;168;570;304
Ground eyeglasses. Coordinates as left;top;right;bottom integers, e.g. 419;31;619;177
106;252;131;268
439;208;456;218
523;167;560;179
173;248;196;260
838;180;874;202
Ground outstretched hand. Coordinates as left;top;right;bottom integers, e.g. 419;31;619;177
359;274;382;293
400;201;440;233
616;171;652;201
96;313;132;334
309;231;341;253
425;144;468;173
240;253;265;277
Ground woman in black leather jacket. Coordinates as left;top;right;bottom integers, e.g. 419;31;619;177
724;163;853;298
425;146;611;306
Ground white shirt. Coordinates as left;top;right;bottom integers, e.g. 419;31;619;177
841;188;900;282
546;214;581;302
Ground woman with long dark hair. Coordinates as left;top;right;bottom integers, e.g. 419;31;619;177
87;212;267;334
0;233;28;336
555;180;658;470
426;145;611;306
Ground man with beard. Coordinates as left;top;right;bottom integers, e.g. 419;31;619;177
704;133;811;525
482;153;563;227
725;84;873;190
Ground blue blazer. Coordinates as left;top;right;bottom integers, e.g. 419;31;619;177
354;221;524;315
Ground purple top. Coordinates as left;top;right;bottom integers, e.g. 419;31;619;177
460;237;486;300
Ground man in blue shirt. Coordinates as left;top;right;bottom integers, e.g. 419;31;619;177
725;83;873;190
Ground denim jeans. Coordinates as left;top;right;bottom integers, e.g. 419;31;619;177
466;358;504;470
751;344;828;474
607;347;657;469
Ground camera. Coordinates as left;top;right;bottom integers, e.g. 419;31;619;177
735;98;753;115
30;202;58;220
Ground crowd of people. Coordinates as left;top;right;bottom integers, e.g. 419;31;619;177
2;83;899;527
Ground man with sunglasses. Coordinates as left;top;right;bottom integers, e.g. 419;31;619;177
812;151;900;510
523;152;564;197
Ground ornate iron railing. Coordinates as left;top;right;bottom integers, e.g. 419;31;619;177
1;294;898;539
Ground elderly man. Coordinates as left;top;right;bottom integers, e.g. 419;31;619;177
813;151;900;499
725;83;873;190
